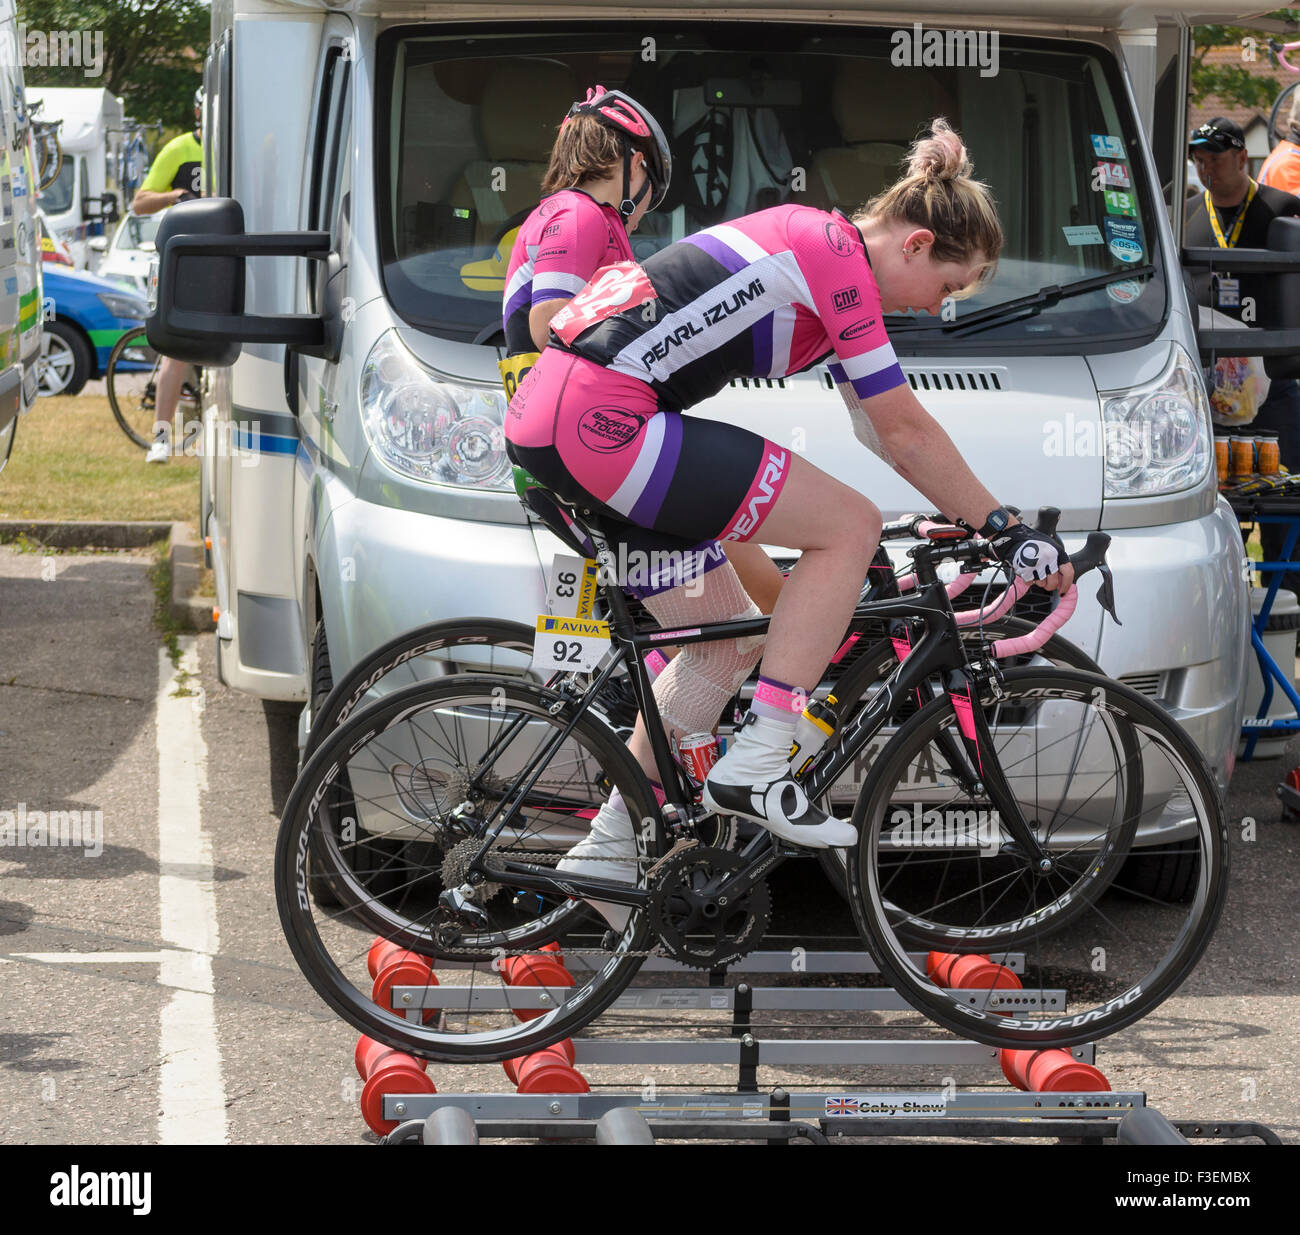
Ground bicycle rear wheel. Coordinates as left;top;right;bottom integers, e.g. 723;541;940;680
106;325;166;448
276;675;657;1060
848;668;1228;1049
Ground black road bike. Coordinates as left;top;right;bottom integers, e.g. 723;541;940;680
275;500;1228;1060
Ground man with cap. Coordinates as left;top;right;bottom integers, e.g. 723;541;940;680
1187;117;1300;595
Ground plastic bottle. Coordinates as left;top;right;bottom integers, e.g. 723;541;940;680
788;696;838;779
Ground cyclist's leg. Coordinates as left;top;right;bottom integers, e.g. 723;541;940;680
152;355;186;457
722;541;785;615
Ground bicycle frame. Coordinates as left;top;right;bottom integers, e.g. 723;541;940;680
466;516;1051;913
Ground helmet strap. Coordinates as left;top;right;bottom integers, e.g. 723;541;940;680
618;145;652;221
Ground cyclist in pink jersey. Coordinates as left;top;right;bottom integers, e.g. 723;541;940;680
504;86;787;620
506;119;1073;892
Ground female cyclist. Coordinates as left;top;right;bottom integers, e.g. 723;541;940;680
505;119;1072;899
502;86;785;615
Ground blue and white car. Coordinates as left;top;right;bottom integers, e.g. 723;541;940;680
38;265;150;397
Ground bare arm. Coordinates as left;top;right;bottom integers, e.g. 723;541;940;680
131;188;185;216
528;301;568;351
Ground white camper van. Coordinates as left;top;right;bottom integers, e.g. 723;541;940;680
153;1;1300;835
0;0;48;470
26;86;123;268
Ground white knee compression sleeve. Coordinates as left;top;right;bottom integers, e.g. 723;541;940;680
640;561;765;739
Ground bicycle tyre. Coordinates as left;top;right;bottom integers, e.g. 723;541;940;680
303;617;536;762
848;668;1228;1049
816;617;1104;901
276;674;657;1061
106;325;161;448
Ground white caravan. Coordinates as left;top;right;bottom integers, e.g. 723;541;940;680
151;2;1300;870
26;86;123;268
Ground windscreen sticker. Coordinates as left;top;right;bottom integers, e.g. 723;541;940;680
1095;160;1130;188
1106;278;1142;304
1103;189;1137;217
1090;133;1125;160
1104;217;1144;263
1062;225;1104;246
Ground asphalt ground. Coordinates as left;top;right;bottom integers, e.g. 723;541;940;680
1;545;1297;1146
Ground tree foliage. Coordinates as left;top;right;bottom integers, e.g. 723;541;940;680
1192;12;1300;110
15;1;208;128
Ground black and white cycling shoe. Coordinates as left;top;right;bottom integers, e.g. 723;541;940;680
701;774;858;849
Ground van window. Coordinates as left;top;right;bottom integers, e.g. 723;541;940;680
377;26;1166;350
41;156;74;215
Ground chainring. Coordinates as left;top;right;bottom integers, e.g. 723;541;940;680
647;845;771;970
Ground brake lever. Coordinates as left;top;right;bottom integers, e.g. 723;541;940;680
1093;564;1122;626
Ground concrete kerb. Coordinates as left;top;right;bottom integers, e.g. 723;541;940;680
0;520;216;631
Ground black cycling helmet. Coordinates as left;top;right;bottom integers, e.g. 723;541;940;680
563;86;671;220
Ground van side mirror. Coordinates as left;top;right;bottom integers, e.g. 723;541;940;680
1184;217;1300;378
146;197;330;366
1261;215;1300;379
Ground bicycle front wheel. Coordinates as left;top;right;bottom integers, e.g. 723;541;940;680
276;675;658;1061
106;325;165;448
848;668;1228;1049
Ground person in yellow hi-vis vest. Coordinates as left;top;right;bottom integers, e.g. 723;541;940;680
502;86;785;616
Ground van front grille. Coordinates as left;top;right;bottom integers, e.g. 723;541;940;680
1119;672;1165;699
906;369;1004;393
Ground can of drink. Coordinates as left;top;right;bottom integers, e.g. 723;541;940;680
1257;431;1281;476
1214;434;1230;483
677;732;720;784
1230;435;1256;479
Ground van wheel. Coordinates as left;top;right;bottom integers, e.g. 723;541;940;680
38;321;91;397
1119;839;1199;903
0;414;15;476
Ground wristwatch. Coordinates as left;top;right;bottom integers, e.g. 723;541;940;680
978;507;1014;538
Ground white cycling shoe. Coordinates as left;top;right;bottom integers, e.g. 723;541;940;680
702;712;858;850
556;797;637;932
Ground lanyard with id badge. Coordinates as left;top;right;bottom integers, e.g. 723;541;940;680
1206;181;1256;308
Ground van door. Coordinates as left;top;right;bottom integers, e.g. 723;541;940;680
292;27;353;661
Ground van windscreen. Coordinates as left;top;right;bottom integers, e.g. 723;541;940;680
377;26;1165;349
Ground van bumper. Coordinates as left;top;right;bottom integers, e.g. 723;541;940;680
1095;497;1250;796
317;497;544;681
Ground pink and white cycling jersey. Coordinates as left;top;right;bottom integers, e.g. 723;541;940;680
554;204;907;411
502;189;633;356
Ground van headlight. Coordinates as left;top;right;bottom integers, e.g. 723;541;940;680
360;329;511;490
1101;345;1210;497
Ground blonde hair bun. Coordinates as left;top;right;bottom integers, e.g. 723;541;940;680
907;118;972;183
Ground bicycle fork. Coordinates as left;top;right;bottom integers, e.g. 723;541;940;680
944;666;1050;868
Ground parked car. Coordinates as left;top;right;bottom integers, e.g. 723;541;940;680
39;265;149;396
90;210;162;296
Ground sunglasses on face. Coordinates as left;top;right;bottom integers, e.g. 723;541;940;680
1192;124;1245;150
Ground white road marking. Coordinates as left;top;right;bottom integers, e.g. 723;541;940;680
156;639;228;1144
7;951;173;963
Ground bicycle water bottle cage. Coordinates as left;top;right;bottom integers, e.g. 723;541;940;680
510;465;595;559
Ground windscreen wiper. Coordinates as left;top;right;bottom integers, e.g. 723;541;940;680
884;265;1156;337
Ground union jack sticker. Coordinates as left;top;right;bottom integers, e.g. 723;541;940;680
824;1096;860;1116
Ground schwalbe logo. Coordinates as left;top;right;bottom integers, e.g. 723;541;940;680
838;318;877;341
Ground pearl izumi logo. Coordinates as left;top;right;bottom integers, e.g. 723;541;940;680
891;21;1000;78
50;1166;151;1215
887;803;1001;855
